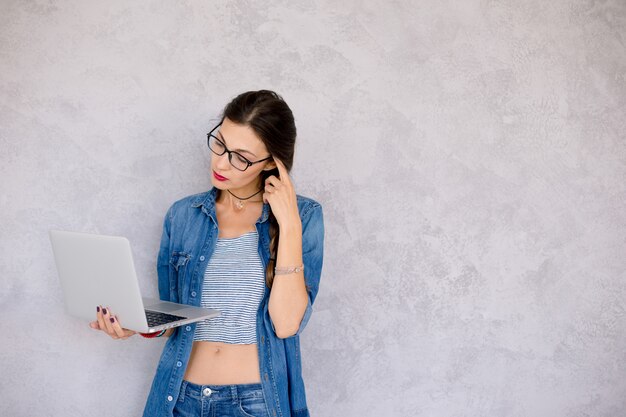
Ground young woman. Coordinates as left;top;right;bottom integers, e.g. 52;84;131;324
89;90;325;417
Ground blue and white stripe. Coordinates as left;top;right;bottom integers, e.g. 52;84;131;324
193;230;265;344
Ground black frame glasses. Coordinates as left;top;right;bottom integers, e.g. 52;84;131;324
206;121;273;171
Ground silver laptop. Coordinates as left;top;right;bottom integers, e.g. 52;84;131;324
49;230;219;333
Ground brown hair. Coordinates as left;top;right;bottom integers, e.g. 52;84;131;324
220;90;296;288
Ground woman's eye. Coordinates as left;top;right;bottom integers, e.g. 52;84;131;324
234;154;249;165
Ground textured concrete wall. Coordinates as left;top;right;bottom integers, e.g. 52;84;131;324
1;1;625;416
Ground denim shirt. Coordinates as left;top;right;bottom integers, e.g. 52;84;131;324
142;187;324;417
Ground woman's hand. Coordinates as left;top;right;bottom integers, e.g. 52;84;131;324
263;158;302;230
89;305;137;340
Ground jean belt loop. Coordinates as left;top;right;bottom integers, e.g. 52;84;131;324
230;385;239;403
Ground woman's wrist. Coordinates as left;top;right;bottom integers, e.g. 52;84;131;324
274;264;304;275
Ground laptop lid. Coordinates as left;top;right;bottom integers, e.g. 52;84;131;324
50;230;154;332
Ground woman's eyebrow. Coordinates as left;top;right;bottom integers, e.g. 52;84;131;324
217;131;258;157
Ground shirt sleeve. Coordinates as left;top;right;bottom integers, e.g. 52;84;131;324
157;205;173;302
293;203;325;336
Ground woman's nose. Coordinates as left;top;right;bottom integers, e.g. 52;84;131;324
214;152;231;171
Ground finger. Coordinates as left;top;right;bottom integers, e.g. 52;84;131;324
89;320;101;330
265;175;282;188
102;307;117;337
264;183;277;194
273;158;290;184
110;316;125;338
110;316;135;339
96;305;106;331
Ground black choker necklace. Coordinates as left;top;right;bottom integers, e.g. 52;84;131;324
227;188;263;210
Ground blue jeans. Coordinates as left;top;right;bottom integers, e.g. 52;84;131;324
173;380;269;417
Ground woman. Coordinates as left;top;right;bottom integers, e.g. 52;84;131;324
89;90;325;417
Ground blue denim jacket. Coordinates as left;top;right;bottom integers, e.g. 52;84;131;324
142;187;324;417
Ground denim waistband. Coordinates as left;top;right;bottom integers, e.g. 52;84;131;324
179;380;264;402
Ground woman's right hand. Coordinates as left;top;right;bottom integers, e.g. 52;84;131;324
89;305;137;340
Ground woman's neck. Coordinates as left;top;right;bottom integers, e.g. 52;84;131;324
216;180;264;210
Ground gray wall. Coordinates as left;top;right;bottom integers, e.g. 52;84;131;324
1;1;625;416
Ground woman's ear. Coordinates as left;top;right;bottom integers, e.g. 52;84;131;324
262;160;277;171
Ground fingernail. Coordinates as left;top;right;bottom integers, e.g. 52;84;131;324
110;317;115;323
96;306;100;312
102;308;107;315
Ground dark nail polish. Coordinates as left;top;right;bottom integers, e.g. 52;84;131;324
110;317;115;323
102;308;107;315
96;306;100;312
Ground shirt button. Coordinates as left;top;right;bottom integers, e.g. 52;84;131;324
200;256;205;261
176;361;182;367
186;326;191;331
202;387;212;397
191;291;197;297
167;395;173;402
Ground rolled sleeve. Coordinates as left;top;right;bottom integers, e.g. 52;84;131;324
269;203;324;338
157;206;173;302
294;298;313;336
294;203;325;335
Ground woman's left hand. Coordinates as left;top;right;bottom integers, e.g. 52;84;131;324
263;158;301;230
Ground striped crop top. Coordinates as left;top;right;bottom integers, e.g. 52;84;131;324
193;230;265;344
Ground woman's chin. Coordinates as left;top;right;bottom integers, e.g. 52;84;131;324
210;177;228;189
212;183;227;191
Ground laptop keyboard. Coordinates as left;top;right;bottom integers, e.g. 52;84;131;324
145;310;187;327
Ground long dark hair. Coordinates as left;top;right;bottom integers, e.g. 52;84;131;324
221;90;296;288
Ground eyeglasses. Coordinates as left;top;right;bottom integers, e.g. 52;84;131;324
206;122;273;171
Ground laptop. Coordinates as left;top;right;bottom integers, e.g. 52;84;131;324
49;230;219;333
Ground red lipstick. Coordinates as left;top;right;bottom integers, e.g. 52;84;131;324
213;170;228;181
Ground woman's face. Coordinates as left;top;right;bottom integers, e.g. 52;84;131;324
209;117;275;191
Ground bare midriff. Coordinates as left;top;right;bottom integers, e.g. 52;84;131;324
183;341;261;385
